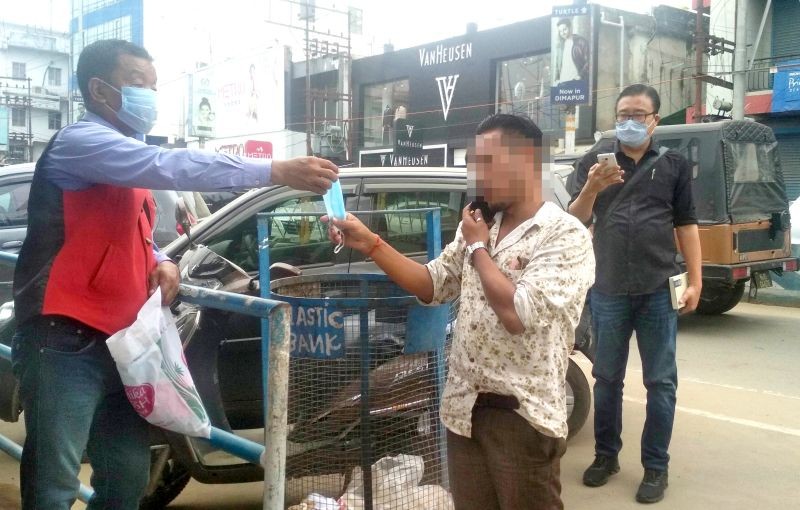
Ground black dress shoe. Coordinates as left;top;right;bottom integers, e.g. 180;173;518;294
582;455;620;487
636;468;668;503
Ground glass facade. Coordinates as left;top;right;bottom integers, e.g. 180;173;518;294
71;15;133;69
362;79;409;148
496;53;564;136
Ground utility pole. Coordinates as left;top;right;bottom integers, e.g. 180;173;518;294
266;0;353;161
304;8;312;156
692;1;734;123
732;0;747;120
27;77;32;162
565;106;576;154
693;2;706;122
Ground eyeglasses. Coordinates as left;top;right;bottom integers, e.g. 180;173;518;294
615;112;656;123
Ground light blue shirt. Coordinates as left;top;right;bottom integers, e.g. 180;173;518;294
43;112;271;191
41;111;273;262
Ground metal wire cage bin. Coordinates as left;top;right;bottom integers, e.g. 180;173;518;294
259;210;453;510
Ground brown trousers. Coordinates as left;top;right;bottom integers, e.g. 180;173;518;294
447;404;567;510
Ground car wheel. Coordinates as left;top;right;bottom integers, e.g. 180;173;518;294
696;280;745;315
566;357;591;440
138;447;191;510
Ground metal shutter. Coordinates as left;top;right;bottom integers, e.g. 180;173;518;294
773;0;800;62
777;135;800;202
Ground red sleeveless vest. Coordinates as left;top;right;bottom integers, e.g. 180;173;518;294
41;185;158;334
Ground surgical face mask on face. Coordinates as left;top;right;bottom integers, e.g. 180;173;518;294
615;119;652;147
99;80;158;134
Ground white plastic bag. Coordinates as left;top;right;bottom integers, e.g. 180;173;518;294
106;288;211;438
342;454;453;510
287;493;348;510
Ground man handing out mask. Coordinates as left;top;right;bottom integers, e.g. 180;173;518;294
11;39;337;510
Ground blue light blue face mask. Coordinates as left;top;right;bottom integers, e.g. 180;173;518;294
100;80;158;135
615;119;652;147
323;179;347;253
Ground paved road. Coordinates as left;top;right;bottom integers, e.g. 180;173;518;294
1;300;798;509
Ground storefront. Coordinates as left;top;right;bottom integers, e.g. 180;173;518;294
351;16;598;167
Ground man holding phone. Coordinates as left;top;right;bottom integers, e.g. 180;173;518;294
329;113;595;509
569;84;702;504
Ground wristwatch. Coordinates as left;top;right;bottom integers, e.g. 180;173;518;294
466;241;487;262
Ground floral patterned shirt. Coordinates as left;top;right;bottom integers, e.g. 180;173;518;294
425;202;595;439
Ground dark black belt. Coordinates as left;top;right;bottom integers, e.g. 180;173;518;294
41;315;107;340
474;392;520;410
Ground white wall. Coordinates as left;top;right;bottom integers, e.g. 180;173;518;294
595;11;695;131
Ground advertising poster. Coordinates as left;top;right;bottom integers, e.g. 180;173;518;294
550;4;592;106
190;72;216;138
187;49;285;140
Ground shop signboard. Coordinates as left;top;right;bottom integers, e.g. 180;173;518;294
772;62;800;113
359;144;447;167
393;119;423;159
243;140;273;159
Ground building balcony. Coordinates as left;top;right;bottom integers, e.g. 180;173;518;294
747;58;774;93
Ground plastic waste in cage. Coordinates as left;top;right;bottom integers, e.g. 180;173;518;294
258;208;455;510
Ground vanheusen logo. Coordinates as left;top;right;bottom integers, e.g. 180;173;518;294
419;43;473;67
380;154;388;166
406;124;414;138
436;75;459;121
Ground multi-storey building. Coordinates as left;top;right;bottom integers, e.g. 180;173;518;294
0;23;69;164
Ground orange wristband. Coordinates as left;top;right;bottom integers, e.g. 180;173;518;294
367;234;383;258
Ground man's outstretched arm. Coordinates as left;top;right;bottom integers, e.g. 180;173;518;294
328;214;435;303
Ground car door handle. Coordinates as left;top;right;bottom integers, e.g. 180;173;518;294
1;241;23;250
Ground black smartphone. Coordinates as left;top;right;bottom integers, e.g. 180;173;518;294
469;200;495;223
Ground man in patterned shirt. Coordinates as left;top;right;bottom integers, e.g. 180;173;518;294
328;113;595;509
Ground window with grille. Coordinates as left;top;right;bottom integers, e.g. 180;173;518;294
48;111;62;130
11;108;26;127
12;62;26;79
48;68;62;87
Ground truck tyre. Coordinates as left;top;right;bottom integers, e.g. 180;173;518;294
696;280;746;315
566;357;591;440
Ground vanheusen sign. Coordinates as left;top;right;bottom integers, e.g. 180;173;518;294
419;42;473;67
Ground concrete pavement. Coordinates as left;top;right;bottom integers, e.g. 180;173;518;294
1;299;798;509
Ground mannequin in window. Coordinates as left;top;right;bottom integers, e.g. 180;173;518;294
382;105;394;145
